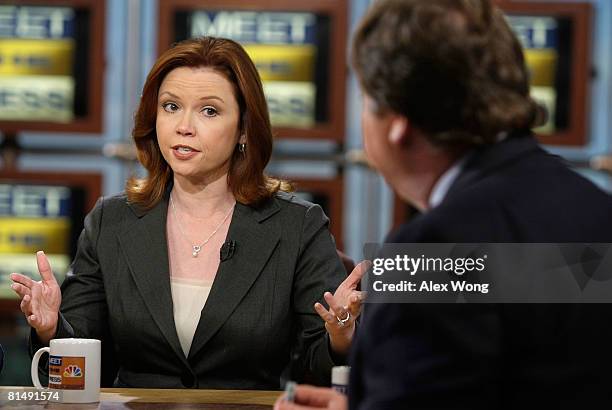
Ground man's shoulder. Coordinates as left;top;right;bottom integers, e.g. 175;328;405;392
390;151;612;243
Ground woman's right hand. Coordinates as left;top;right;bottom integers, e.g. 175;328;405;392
10;251;61;344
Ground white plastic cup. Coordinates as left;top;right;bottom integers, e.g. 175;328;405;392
331;365;350;395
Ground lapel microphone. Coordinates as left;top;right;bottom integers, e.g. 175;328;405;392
220;240;236;262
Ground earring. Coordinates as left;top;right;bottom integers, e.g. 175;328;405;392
238;143;246;154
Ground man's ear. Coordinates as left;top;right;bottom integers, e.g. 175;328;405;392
388;116;410;145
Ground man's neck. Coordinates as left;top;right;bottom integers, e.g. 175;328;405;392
427;153;471;209
394;142;466;212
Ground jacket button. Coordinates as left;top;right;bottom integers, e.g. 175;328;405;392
181;373;195;388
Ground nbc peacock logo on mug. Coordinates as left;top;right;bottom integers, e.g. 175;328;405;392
63;365;83;378
48;356;86;390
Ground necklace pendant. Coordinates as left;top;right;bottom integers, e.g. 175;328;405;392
192;245;202;257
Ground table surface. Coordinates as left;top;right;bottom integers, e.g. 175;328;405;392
0;386;280;409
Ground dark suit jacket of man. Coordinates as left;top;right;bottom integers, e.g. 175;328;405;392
32;191;346;389
349;134;612;409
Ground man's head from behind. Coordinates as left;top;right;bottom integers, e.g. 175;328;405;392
351;0;544;208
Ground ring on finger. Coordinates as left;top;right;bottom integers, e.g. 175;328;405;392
336;311;350;327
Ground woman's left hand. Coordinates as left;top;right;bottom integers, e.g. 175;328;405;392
314;260;370;355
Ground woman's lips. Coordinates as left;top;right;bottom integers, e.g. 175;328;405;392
171;145;200;160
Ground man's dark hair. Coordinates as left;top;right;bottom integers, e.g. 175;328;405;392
351;0;545;146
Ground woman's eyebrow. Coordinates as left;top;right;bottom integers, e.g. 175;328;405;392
198;95;225;103
158;91;224;103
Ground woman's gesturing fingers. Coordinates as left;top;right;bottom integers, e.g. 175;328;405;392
11;281;31;299
342;260;371;291
10;272;35;290
10;251;61;338
36;251;57;284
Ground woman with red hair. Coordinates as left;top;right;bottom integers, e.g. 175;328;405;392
12;37;363;390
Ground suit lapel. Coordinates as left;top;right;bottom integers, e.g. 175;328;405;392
117;197;189;367
188;200;281;360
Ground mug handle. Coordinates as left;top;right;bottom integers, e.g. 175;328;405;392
31;347;50;388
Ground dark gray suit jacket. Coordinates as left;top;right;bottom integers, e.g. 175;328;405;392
33;191;346;389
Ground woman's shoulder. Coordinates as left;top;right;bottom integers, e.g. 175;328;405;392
243;191;326;221
271;191;325;215
92;192;129;209
88;192;137;221
267;191;330;225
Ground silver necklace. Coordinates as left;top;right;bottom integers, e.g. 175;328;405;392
170;195;235;257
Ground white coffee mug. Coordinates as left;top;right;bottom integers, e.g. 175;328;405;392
31;338;101;403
